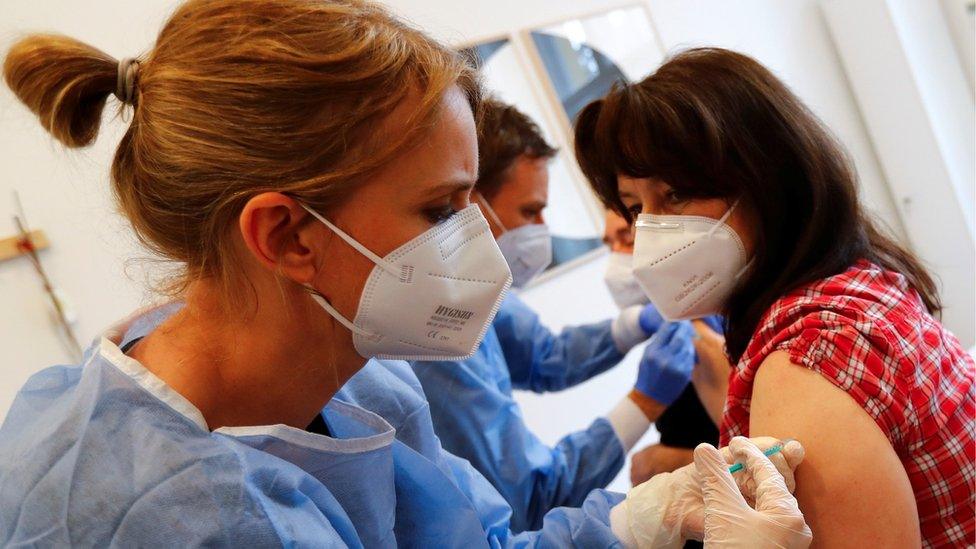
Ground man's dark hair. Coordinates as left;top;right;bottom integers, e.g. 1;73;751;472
476;98;558;199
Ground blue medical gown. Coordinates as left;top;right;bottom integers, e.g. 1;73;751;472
411;293;627;533
493;293;625;392
0;309;624;547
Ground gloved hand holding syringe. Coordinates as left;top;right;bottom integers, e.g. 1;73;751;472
728;441;787;473
610;436;812;548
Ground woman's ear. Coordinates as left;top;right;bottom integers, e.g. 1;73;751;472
238;192;319;284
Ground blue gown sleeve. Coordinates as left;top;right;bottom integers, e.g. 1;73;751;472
434;437;626;548
492;293;625;393
412;333;625;533
505;489;626;548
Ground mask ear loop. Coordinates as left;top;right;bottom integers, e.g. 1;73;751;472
704;199;740;238
300;204;401;278
734;259;754;279
307;291;379;340
300;204;393;342
475;193;508;233
704;199;753;279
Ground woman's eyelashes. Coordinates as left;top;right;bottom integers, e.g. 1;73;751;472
622;193;683;218
423;205;459;224
664;188;690;207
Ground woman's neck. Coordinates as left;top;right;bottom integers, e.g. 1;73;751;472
128;281;366;430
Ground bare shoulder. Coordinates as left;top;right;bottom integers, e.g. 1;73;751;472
750;351;920;548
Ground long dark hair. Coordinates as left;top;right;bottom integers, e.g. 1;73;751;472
575;47;940;361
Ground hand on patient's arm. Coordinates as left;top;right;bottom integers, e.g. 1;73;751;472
696;439;812;548
612;436;806;547
689;319;730;426
627;437;800;489
750;351;920;548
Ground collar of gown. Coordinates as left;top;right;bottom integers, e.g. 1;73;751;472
94;303;396;454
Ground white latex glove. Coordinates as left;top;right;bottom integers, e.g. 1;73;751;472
727;437;804;506
610;437;804;548
695;437;812;548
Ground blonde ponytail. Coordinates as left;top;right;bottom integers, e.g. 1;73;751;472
4;34;124;147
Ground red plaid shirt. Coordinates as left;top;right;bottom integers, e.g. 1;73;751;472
720;260;975;548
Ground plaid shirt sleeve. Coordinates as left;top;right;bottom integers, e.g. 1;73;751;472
775;315;912;452
721;261;975;548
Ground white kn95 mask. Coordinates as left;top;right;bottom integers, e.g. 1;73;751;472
302;203;512;361
631;201;749;321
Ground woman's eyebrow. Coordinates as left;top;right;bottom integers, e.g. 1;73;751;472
424;179;476;196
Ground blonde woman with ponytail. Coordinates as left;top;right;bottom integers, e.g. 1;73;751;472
0;1;808;546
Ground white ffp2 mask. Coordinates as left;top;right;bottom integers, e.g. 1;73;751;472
603;251;649;309
480;199;552;288
632;202;748;321
302;204;512;360
496;224;552;288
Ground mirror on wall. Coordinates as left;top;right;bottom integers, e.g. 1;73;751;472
460;6;664;282
531;5;664;122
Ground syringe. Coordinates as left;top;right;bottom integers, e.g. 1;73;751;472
728;442;785;474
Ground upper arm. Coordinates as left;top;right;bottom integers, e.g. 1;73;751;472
690;319;729;427
750;351;920;548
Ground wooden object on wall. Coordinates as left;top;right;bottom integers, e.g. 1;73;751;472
0;229;49;262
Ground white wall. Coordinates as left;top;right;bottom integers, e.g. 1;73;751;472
0;1;179;419
0;0;970;496
940;0;976;95
823;0;976;348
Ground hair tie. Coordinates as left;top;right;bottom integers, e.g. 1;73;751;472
115;58;141;106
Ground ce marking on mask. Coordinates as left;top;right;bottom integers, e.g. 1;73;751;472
676;271;716;302
426;305;474;340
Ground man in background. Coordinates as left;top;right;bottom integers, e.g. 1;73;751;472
410;99;699;532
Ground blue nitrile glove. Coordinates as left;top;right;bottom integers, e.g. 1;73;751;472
635;321;696;406
638;303;665;337
699;315;725;335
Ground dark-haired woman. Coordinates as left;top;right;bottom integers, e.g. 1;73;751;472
576;47;975;547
